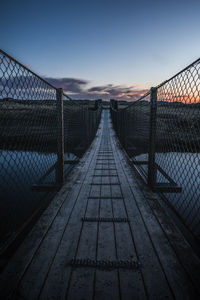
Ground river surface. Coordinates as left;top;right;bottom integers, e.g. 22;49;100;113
135;152;200;235
1;150;199;244
0;150;77;244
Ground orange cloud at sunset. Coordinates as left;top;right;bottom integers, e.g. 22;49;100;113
45;77;149;101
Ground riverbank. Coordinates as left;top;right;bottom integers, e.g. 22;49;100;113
0;99;100;156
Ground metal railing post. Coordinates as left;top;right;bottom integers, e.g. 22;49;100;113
56;88;65;186
148;87;157;187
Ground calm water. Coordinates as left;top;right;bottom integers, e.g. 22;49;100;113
0;150;77;243
135;152;200;235
1;150;199;243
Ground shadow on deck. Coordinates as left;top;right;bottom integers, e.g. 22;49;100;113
0;109;200;299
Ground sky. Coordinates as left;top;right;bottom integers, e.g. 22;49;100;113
1;0;200;100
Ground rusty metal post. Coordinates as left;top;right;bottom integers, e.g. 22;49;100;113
56;88;64;186
148;87;157;187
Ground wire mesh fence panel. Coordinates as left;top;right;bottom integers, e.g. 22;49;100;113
63;99;101;158
0;50;58;249
110;59;200;238
0;50;101;250
155;61;200;236
111;94;151;177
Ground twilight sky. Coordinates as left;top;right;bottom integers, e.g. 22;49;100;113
1;0;200;100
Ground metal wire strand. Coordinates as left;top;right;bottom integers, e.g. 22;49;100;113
0;50;102;248
110;59;200;238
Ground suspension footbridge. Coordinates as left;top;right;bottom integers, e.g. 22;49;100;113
0;50;200;299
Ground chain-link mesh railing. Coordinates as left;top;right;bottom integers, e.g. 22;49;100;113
63;98;101;158
0;49;101;251
111;94;150;156
110;58;200;238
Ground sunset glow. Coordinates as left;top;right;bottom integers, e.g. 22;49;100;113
1;0;200;101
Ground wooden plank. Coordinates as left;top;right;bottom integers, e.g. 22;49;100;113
0;163;81;299
96;163;115;166
107;119;147;299
39;116;103;299
66;197;100;299
94;168;117;171
112;198;147;300
111;125;200;299
94;187;121;300
18;185;90;300
92;175;102;184
13;141;100;299
93;174;118;177
88;196;123;200
0;118;102;299
136;178;200;294
82;217;129;222
97;155;113;157
90;183;120;186
96;158;115;161
108;141;147;300
111;184;122;198
110;127;174;299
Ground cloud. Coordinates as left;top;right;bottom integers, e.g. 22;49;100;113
88;84;113;92
44;77;148;101
45;77;89;93
0;74;148;101
87;84;148;101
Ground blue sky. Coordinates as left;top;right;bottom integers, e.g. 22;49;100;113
1;0;200;100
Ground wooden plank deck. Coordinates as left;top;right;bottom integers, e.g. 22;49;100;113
1;109;200;299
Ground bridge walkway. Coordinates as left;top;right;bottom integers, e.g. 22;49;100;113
1;109;200;299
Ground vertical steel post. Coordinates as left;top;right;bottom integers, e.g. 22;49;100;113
56;88;64;186
122;110;125;146
84;106;88;149
148;87;157;187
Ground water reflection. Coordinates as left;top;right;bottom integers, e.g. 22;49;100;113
135;152;200;235
0;150;77;244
